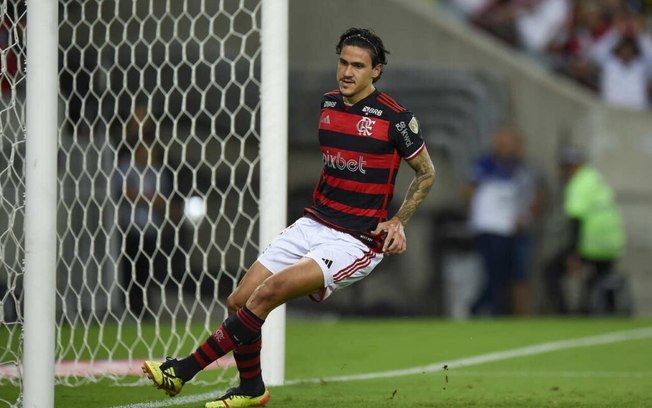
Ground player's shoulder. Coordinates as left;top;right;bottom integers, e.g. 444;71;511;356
374;91;407;114
371;91;423;137
473;154;499;176
373;91;419;122
321;89;341;108
474;154;493;168
322;89;340;101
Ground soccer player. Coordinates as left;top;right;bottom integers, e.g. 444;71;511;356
142;27;436;408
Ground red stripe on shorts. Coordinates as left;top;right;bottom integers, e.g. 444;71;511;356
333;250;375;282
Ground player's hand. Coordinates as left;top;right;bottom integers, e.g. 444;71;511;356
371;217;406;255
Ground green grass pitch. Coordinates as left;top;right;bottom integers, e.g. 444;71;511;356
1;317;651;407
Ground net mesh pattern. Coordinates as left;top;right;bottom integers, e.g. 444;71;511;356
1;1;262;405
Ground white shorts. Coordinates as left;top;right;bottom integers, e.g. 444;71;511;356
257;216;384;301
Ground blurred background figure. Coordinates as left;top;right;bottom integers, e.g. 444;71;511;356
544;146;626;314
449;0;652;111
470;0;571;53
466;126;544;316
514;0;571;55
112;108;175;319
548;0;615;90
447;0;494;18
588;14;652;110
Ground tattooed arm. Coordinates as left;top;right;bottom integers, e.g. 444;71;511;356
395;147;436;225
372;147;436;254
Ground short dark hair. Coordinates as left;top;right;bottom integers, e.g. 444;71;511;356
336;27;389;82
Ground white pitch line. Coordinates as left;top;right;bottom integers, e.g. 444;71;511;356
444;370;651;378
111;325;652;408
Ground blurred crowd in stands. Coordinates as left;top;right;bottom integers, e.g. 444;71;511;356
445;0;652;110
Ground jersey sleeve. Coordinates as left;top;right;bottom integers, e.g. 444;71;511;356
390;111;425;160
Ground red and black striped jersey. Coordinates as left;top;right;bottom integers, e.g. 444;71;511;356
304;89;425;249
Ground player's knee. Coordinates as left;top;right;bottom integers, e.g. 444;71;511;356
249;279;284;311
226;292;245;314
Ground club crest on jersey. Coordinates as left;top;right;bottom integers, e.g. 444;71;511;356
356;116;376;136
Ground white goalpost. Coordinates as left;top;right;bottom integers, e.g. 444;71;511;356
22;1;58;408
260;0;288;387
1;0;288;406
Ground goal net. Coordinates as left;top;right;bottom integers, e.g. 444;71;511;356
0;1;28;405
0;0;284;406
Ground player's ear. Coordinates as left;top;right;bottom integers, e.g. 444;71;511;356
372;64;382;80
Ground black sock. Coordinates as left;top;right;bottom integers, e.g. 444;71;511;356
174;355;202;382
234;338;264;395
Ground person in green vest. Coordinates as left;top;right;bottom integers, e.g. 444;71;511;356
544;145;626;314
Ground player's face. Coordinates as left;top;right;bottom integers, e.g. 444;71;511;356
337;45;382;105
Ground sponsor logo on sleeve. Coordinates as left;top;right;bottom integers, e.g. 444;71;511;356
323;101;337;108
408;116;419;134
395;121;413;147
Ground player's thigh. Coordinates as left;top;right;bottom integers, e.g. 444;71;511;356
228;261;272;313
246;257;324;318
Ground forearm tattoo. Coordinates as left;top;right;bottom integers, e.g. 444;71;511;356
395;150;435;226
